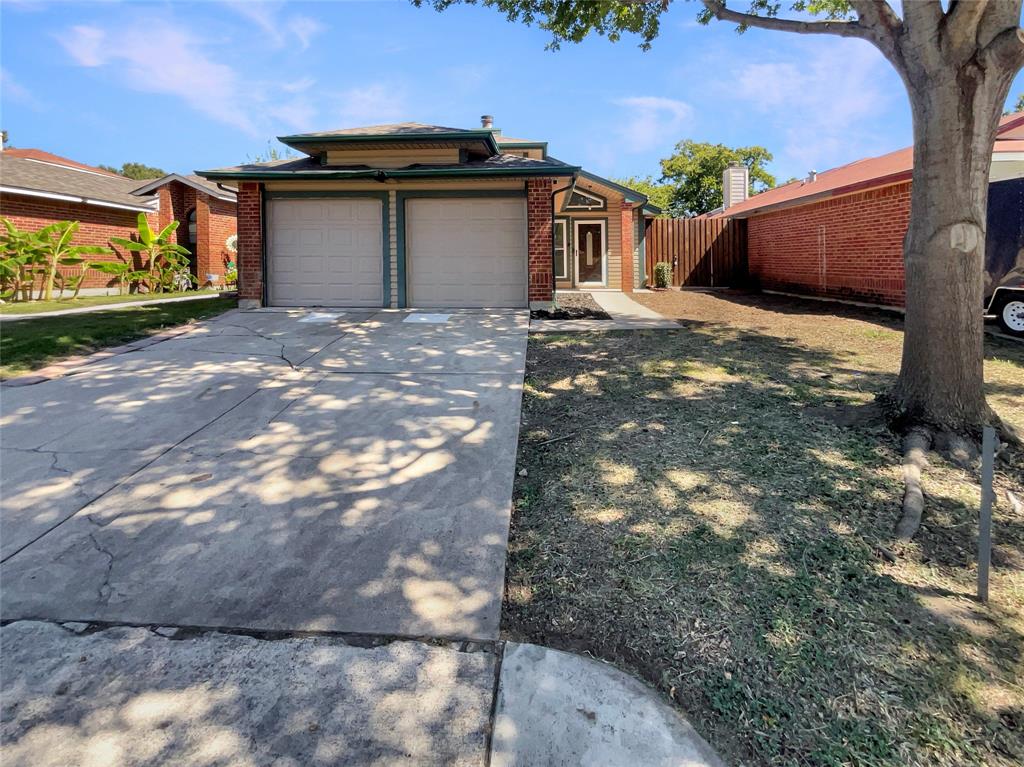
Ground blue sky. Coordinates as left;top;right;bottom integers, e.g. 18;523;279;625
2;1;1022;183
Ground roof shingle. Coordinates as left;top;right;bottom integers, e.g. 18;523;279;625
0;155;157;210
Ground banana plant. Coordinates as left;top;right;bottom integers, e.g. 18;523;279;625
0;218;47;302
87;261;150;296
111;214;194;294
35;221;113;301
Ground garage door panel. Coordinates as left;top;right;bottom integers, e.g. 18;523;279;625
406;198;527;309
268;198;383;307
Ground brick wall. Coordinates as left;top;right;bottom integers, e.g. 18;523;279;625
620;200;634;293
236;182;263;305
158;181;237;287
527;177;555;305
207;196;238;281
0;192;158;290
746;181;911;306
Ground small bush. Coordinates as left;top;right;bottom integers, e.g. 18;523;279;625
653;261;672;289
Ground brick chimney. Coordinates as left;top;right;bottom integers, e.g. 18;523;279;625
480;114;494;129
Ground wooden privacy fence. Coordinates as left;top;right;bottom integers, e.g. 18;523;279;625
645;217;747;288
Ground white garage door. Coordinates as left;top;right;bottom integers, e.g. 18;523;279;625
406;198;527;308
267;198;383;307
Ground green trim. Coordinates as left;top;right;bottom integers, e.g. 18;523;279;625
279;130;501;156
198;165;578;182
394;188;528;309
562;187;607;212
262;190;392;308
578;169;648;204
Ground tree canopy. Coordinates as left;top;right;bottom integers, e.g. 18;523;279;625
616;141;775;217
99;162;166;180
611;175;674;215
660;140;774;216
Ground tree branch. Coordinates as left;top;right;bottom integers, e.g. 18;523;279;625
983;26;1024;72
947;0;989;44
848;0;903;62
849;0;901;33
700;0;876;41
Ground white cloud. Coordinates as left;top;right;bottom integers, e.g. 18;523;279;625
1;68;45;111
227;2;324;50
282;76;316;94
60;20;256;134
611;96;693;152
336;84;407;127
288;16;324;51
733;40;895;174
62;25;105;66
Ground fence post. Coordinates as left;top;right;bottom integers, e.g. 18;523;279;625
978;426;995;603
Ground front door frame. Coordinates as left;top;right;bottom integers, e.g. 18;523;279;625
573;218;607;287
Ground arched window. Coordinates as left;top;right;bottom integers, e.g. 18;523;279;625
186;208;197;242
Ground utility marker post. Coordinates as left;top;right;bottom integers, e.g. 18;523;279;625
978;426;995;604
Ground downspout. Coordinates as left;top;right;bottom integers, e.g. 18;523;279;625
550;175;578;307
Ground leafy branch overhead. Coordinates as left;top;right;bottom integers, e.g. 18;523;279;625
420;0;1024;543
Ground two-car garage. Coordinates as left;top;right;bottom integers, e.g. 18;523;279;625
266;195;528;308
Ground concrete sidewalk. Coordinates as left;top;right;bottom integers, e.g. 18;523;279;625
1;621;724;767
0;291;234;322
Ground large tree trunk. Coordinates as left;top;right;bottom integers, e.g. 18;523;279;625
892;66;1013;436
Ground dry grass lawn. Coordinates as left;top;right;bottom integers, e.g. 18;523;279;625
506;289;1023;767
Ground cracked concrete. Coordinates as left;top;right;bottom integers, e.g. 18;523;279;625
0;307;724;766
2;309;527;638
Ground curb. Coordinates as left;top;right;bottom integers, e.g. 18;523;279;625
1;313;239;387
0;291;237;322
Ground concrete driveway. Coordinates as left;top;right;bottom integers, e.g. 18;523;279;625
1;308;528;639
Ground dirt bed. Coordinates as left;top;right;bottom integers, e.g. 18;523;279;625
531;291;611;320
506;289;1024;767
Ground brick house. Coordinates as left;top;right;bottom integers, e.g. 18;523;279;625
131;174;237;286
716;112;1024;309
0;149;237;293
0;149;159;292
197;119;659;309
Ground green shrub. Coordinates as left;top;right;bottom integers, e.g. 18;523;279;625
653;261;672;289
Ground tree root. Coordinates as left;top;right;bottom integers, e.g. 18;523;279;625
895;427;932;541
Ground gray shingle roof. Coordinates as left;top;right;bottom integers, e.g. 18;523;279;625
130;173;236;201
282;123;468;139
198;153;578;179
0;155;157;210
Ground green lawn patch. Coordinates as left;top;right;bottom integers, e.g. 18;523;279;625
507;291;1024;767
0;296;236;378
0;289;229;315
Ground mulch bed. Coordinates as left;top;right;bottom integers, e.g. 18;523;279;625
530;292;611;320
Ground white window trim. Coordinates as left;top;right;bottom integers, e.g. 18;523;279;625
553;218;569;280
564;188;606;211
573;219;607;287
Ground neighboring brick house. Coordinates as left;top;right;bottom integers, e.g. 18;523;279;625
717;112;1024;308
0;150;237;293
198;119;659;309
0;149;159;292
132;174;237;286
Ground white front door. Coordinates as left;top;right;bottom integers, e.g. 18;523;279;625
406;197;528;308
267;198;383;307
574;219;606;286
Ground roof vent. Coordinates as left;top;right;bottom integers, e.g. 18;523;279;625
480;114;494;129
807;170;817;183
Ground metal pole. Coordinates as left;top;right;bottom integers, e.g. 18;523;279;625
978;426;995;603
